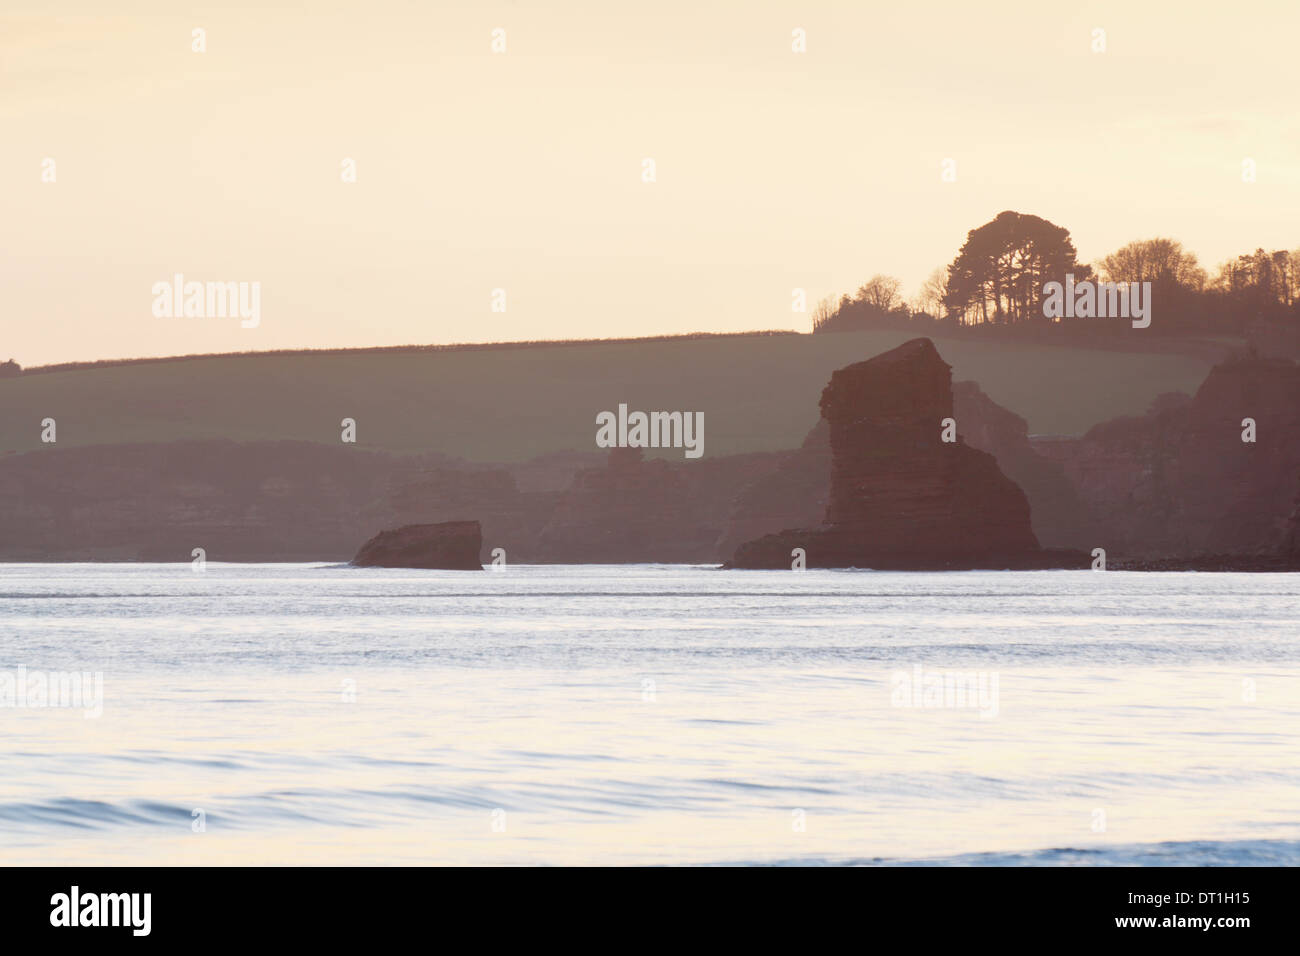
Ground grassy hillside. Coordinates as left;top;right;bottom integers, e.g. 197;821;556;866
0;331;1218;461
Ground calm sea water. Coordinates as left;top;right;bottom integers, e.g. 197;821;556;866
1;563;1297;866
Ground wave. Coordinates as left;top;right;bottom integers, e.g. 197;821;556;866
719;839;1300;867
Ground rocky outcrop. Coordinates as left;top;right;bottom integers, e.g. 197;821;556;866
382;466;560;563
951;381;1093;548
729;339;1075;569
352;520;483;569
1035;354;1300;559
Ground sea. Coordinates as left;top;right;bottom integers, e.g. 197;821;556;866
1;563;1297;866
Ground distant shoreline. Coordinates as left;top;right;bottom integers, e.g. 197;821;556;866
1;560;1294;572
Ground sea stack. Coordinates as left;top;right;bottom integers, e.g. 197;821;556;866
729;338;1079;569
352;520;484;569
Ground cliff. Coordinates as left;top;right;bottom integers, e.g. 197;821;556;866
535;446;786;562
0;440;563;563
0;437;784;563
3;350;1292;567
713;419;831;560
950;381;1093;549
1034;354;1300;559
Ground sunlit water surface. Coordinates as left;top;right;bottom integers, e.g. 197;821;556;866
1;563;1297;865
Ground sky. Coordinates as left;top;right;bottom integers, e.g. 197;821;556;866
3;0;1298;366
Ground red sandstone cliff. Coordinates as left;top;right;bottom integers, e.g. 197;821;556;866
4;350;1293;567
535;446;786;563
950;381;1093;549
713;419;831;560
1034;354;1300;559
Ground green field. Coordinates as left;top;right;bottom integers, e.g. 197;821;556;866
0;331;1218;461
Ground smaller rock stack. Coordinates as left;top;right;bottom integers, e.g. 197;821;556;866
352;520;483;569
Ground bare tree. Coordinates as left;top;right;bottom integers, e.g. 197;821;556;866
854;275;902;311
810;295;837;332
916;268;949;317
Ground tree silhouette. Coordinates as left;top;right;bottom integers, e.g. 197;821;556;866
943;211;1091;325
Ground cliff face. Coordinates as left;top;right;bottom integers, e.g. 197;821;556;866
0;440;401;561
713;419;831;560
536;448;696;562
1284;478;1300;560
951;381;1093;549
729;338;1063;569
5;351;1292;567
0;441;557;563
0;437;781;563
535;447;786;562
1035;355;1300;558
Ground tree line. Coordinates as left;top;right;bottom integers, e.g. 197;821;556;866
812;210;1300;338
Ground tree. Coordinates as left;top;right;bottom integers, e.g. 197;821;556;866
916;268;950;319
812;279;910;333
811;296;837;333
854;275;902;311
1099;238;1206;290
943;211;1090;325
1214;248;1293;309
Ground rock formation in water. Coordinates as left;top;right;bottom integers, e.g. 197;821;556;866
728;338;1079;569
352;520;484;569
715;383;1094;557
5;349;1292;568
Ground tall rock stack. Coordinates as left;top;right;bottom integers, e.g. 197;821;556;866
820;339;955;540
729;338;1071;569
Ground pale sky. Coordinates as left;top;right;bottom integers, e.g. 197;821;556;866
3;0;1297;366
